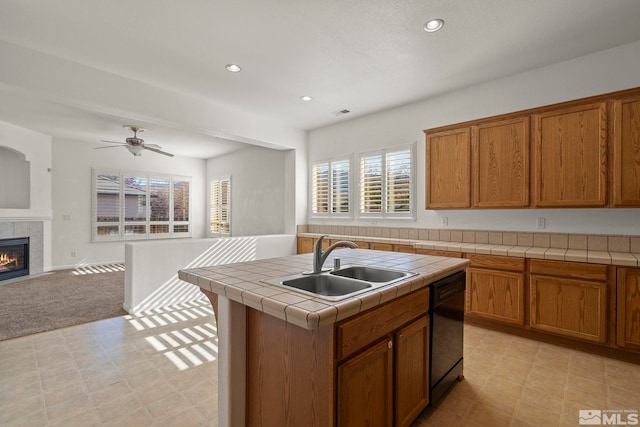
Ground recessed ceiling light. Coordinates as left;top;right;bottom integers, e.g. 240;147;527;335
225;64;241;73
300;95;313;102
423;18;444;33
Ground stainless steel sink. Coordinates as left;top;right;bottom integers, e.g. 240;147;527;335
262;265;417;301
329;265;408;282
283;274;372;298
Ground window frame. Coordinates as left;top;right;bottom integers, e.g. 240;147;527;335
209;176;231;237
92;168;192;242
309;155;353;219
358;143;416;220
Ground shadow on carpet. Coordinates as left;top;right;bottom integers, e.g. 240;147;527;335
0;265;126;341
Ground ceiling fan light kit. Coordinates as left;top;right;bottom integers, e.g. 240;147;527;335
96;125;175;157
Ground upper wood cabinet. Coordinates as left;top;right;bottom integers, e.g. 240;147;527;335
612;95;640;206
532;101;608;207
425;128;471;208
472;117;530;208
426;117;529;209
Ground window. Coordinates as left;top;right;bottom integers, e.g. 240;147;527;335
210;177;231;236
359;144;415;218
93;169;191;241
311;157;351;217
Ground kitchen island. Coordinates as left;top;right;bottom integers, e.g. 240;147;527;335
178;248;469;427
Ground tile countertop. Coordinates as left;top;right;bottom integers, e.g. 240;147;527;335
178;249;469;330
297;233;640;267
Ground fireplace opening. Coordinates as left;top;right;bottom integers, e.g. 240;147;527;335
0;237;29;281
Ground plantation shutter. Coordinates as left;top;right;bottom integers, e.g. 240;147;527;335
360;153;383;213
331;159;350;214
312;162;329;214
386;149;412;213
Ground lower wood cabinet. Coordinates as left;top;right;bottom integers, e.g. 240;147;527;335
337;338;393;427
297;237;314;254
336;288;430;427
395;316;430;427
465;254;525;325
529;260;608;344
617;267;640;351
337;315;430;427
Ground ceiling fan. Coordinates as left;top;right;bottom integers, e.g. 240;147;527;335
96;125;174;157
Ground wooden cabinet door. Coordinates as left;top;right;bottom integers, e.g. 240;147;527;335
612;95;640;206
337;338;393;427
466;268;524;325
426;128;471;208
532;102;607;207
395;316;429;427
617;268;640;351
472;117;530;207
296;237;314;254
530;274;607;343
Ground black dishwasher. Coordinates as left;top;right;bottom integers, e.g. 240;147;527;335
429;270;466;404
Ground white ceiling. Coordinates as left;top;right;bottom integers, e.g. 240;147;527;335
2;0;640;158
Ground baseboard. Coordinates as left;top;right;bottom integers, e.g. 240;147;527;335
52;260;125;271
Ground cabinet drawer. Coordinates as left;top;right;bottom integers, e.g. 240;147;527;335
336;287;429;361
466;254;525;272
416;249;463;258
529;259;608;281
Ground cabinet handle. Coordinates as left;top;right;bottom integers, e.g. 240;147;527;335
388;340;393;349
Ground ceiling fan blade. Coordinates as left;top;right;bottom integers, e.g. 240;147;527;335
94;145;125;149
144;145;175;157
145;143;161;149
100;140;126;144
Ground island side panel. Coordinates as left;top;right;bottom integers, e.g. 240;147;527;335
246;307;335;427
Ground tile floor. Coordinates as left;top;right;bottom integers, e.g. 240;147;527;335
1;298;639;427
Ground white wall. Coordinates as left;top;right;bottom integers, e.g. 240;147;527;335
52;138;206;269
308;40;640;235
0;120;53;271
124;234;296;313
207;146;288;236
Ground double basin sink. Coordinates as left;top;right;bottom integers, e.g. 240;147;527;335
262;265;417;301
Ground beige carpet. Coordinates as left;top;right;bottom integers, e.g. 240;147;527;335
0;265;126;341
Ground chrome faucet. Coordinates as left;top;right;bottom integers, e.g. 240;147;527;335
307;235;358;274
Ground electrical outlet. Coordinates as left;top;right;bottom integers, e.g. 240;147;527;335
70;251;77;257
371;221;378;226
536;218;546;229
441;217;448;226
63;214;71;221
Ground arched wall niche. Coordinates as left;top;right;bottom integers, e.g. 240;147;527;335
0;145;31;208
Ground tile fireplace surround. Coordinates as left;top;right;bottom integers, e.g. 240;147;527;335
0;221;43;280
